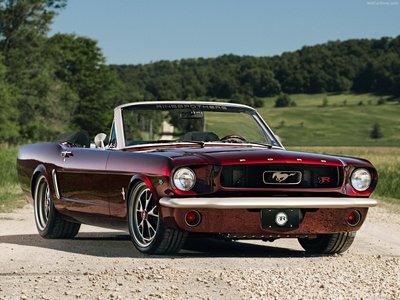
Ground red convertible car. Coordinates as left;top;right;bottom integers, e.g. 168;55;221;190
17;101;378;255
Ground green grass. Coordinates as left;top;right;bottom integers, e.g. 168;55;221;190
0;147;25;212
291;147;400;204
259;93;400;147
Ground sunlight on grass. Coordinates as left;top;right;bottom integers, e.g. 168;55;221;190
260;93;400;147
0;147;26;212
0;184;26;212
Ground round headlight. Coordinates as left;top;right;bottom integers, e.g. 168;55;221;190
173;167;196;191
350;168;371;192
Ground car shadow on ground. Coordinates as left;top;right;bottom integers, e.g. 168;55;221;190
0;232;320;258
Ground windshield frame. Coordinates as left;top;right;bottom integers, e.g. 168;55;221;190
112;101;284;150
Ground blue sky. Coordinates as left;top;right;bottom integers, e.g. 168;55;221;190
50;0;400;65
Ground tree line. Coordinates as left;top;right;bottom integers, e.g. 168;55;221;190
1;0;399;144
112;36;400;104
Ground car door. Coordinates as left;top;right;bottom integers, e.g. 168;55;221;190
55;145;111;217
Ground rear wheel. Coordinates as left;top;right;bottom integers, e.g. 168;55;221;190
128;182;187;254
298;232;356;254
34;174;80;239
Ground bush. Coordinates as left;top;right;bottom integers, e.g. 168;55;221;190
322;97;328;107
230;94;264;108
253;97;264;108
377;98;386;105
275;94;295;108
370;123;383;139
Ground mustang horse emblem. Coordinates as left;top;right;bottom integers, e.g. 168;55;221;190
272;172;296;183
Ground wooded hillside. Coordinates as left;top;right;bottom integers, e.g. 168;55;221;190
112;37;400;104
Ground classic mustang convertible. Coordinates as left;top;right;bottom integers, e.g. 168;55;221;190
17;101;378;255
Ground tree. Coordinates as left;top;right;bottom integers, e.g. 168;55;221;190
49;34;120;136
0;0;68;141
0;56;19;143
370;123;383;139
0;0;66;57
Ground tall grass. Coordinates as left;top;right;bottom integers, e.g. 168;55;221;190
0;147;25;212
291;147;400;203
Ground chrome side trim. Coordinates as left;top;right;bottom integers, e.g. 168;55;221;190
159;197;378;209
51;169;61;200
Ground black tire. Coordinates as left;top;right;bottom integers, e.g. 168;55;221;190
34;174;80;239
298;232;356;254
128;182;187;254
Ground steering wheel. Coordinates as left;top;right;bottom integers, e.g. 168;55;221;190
220;134;247;143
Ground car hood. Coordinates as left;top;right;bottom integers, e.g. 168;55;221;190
142;146;372;168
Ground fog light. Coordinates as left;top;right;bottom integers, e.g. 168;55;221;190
185;211;202;227
347;210;361;226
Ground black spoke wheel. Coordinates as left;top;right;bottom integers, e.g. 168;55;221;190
128;182;187;254
34;174;80;239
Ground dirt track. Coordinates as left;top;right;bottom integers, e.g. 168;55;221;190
0;205;399;299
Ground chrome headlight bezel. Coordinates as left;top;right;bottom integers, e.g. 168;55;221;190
172;167;196;191
350;168;372;192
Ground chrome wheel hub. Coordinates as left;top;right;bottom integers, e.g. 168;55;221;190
133;188;159;247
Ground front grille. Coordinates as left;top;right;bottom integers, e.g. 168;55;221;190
221;164;342;189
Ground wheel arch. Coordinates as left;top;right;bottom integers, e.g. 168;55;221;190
31;165;49;199
127;174;158;203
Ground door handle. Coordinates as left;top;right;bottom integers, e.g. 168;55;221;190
61;150;73;161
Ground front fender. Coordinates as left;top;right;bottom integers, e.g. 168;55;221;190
128;174;158;201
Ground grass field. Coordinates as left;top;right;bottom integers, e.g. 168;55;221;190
259;93;400;147
0;147;25;212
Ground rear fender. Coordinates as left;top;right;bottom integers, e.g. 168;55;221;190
31;164;49;199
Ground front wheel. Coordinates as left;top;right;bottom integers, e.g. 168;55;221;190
298;232;356;254
128;182;187;254
34;174;80;239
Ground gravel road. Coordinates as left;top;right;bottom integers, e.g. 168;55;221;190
0;205;399;300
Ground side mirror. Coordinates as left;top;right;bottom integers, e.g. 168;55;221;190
94;133;107;148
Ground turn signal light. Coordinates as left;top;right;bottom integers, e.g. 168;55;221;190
347;210;361;226
185;210;202;227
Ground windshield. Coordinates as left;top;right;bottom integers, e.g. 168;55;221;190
121;103;280;147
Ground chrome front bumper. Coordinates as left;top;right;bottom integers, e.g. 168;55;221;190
159;197;378;209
